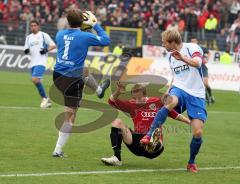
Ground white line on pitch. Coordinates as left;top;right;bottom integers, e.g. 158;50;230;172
0;166;240;177
0;106;62;110
0;105;239;114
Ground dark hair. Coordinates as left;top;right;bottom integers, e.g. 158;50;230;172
190;36;197;40
30;20;40;25
67;9;83;28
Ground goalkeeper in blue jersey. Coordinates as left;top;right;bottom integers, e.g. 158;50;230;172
52;9;110;157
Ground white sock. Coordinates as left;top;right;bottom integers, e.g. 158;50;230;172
96;86;103;95
54;122;73;153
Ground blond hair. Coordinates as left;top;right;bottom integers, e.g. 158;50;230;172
161;29;182;44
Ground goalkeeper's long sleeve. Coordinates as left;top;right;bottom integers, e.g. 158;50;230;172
55;25;111;77
87;23;110;46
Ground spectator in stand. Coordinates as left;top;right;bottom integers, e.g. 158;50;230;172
228;17;240;51
0;0;5;19
1;0;240;49
20;5;33;22
5;25;15;45
57;12;68;30
185;7;198;40
1;6;8;23
229;0;240;24
216;28;228;52
217;1;229;29
158;18;166;31
120;12;131;27
96;2;107;24
8;0;21;23
0;0;4;11
198;5;209;43
166;20;178;31
0;9;3;20
108;0;117;13
220;46;232;65
205;13;218;49
145;27;153;45
233;17;240;46
177;16;185;34
113;42;124;56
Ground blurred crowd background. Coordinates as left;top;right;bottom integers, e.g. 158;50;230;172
0;0;240;53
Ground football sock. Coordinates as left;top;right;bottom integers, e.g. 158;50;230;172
54;122;73;153
188;137;203;164
35;82;47;98
110;127;122;161
84;74;99;92
147;107;169;136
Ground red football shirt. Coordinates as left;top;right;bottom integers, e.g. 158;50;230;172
108;97;179;134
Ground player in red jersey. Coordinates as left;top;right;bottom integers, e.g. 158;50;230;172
101;82;190;166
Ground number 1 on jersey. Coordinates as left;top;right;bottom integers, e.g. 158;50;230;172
62;40;70;60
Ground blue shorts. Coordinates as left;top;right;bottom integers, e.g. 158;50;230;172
169;86;207;122
31;65;46;78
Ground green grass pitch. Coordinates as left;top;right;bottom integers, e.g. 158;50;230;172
0;70;239;184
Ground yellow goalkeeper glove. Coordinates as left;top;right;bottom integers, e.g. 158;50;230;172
81;11;97;31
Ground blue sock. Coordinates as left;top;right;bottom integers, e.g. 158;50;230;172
35;82;47;98
147;107;169;136
188;137;203;164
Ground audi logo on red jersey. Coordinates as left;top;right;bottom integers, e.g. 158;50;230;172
141;111;156;118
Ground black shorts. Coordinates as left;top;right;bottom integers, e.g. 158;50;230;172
53;71;85;108
124;130;164;159
202;64;208;77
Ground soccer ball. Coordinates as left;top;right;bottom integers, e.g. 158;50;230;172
81;11;97;31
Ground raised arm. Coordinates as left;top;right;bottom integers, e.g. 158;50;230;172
108;82;132;113
83;11;110;46
85;24;110;46
110;82;126;101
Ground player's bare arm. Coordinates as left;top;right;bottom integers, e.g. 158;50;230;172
175;114;191;125
169;109;190;125
110;82;126;101
48;45;56;52
171;49;202;67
